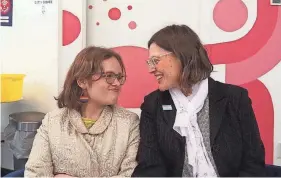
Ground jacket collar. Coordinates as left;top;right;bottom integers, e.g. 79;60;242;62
68;105;113;135
208;77;227;145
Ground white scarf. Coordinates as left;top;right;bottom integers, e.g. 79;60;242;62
169;79;217;177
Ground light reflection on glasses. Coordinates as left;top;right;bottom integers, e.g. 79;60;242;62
146;52;172;68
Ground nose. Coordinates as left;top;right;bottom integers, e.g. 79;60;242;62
148;66;156;73
112;78;121;86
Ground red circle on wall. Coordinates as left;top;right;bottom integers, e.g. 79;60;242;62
62;10;81;46
108;7;121;20
213;0;248;32
128;21;137;30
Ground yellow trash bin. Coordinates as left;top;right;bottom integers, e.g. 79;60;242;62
1;74;25;103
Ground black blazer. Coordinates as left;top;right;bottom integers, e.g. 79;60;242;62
132;78;265;177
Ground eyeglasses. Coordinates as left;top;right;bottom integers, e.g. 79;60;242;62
95;72;126;85
146;52;172;68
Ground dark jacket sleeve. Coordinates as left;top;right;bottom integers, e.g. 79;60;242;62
238;89;266;176
132;93;167;177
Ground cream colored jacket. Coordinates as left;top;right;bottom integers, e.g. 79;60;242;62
24;106;140;177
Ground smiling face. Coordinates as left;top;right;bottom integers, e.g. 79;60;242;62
147;43;182;91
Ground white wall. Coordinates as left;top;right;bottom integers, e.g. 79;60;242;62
0;0;60;169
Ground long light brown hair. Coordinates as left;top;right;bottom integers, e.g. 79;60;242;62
55;46;125;111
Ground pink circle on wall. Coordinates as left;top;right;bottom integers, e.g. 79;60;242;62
108;7;121;20
62;10;81;46
128;21;137;30
127;5;132;10
213;0;248;32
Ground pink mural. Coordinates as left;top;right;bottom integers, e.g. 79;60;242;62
207;1;280;164
114;46;157;106
241;80;274;163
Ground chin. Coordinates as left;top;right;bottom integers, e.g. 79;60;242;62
158;84;169;91
104;101;117;106
106;96;118;105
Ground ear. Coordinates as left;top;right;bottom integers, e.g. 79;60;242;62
77;79;87;89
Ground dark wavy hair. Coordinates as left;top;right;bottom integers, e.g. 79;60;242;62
148;24;213;89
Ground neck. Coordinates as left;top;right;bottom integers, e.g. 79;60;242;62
174;82;192;97
81;101;105;120
180;87;192;97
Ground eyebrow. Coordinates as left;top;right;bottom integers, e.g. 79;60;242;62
149;55;160;59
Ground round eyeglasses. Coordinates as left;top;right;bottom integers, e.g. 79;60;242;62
146;52;172;68
95;72;126;85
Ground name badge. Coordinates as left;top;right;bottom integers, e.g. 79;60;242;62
162;105;172;111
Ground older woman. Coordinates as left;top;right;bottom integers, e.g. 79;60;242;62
132;25;265;177
25;46;140;177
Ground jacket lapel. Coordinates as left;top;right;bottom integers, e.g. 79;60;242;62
88;106;113;135
159;90;186;142
159;90;177;130
208;77;227;146
68;109;88;134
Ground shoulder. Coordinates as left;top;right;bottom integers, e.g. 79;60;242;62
46;108;67;118
140;89;161;112
211;79;248;99
143;89;161;102
210;79;251;113
43;108;69;124
37;108;68;132
113;106;139;126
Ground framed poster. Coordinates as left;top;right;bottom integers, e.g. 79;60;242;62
0;0;13;26
271;0;281;5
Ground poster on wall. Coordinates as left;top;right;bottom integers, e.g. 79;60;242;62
34;0;53;14
0;0;13;26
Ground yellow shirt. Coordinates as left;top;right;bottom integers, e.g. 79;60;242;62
82;118;96;129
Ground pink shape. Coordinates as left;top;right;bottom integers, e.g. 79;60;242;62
226;8;281;85
127;5;132;10
206;0;278;65
112;46;158;108
88;5;93;9
62;10;81;46
213;0;248;32
96;22;100;26
240;80;274;164
128;21;137;30
108;7;121;20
